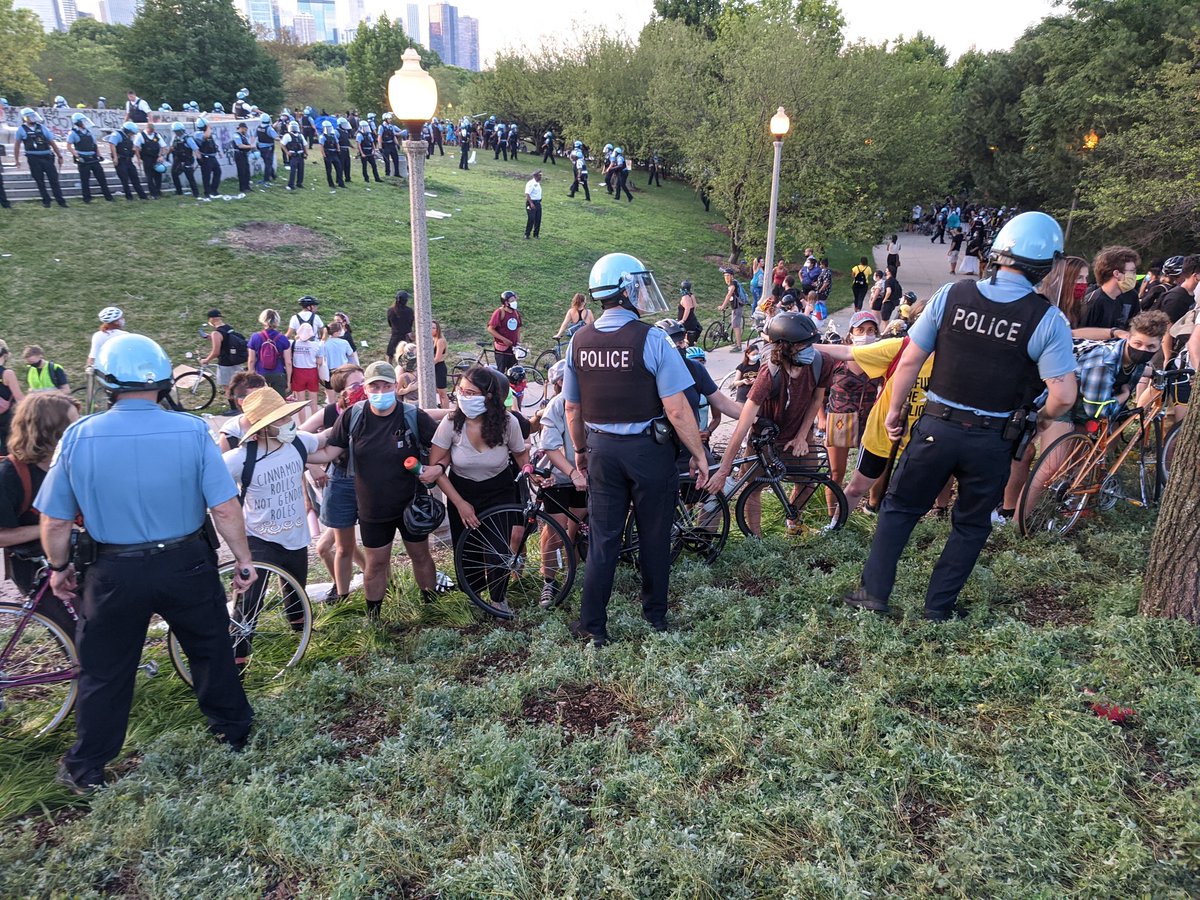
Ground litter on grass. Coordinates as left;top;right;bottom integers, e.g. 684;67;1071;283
426;210;452;219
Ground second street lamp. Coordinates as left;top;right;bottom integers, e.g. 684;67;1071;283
388;48;440;409
763;107;790;311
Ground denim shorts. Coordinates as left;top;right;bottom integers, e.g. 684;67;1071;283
319;469;358;529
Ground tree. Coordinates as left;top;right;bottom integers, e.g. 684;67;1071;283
346;14;438;114
306;42;349;71
120;0;283;111
34;24;130;105
1140;382;1200;623
652;0;722;36
0;0;46;103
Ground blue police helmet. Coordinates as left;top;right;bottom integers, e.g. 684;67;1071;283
615;146;623;155
988;211;1064;281
213;102;225;112
304;105;313;115
288;121;300;134
121;121;138;133
260;113;270;124
171;122;185;132
159;103;172;111
604;143;613;151
154;162;167;172
588;252;670;317
54;95;65;104
71;112;88;125
19;107;37;122
367;112;376;119
359;120;369;131
95;334;173;393
195;117;208;130
237;88;249;100
337;116;349;129
322;121;335;132
574;140;582;148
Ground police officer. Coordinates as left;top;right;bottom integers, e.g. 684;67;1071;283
123;90;150;124
568;141;590;201
165;121;200;198
507;122;519;159
612;146;633;202
601;143;614;193
37;334;256;794
483;116;495;151
301;105;318;148
232;121;254;192
14;108;68;208
429;115;444;156
67;113;114;203
233;87;252;119
524;170;543;239
494;121;507;160
845;212;1078;621
356;120;383;182
53;94;68;109
319;121;344;189
541;129;556;164
563;253;709;645
379;112;401;177
255;113;279;184
458;119;471;171
336;116;354;183
107;121;148;201
134;119;165;198
195;117;221;198
97;96;107;110
281;121;306;190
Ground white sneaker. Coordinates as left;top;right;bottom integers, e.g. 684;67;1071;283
990;510;1009;527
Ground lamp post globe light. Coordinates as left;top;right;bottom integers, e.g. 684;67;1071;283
762;107;790;304
388;47;440;409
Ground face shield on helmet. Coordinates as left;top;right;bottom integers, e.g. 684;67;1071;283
20;107;38;123
588;253;670;317
172;122;185;132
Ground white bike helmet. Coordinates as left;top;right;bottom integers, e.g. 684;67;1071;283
98;306;124;324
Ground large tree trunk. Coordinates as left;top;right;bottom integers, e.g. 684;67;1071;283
1139;383;1200;623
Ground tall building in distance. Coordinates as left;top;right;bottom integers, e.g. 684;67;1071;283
244;0;275;36
297;0;335;41
58;0;77;28
405;3;419;40
15;0;64;30
292;10;316;42
104;0;138;25
457;15;479;71
427;2;457;66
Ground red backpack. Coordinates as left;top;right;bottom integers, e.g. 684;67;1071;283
257;330;281;369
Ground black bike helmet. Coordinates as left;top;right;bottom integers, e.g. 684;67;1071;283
505;365;527;385
1162;255;1185;277
654;318;686;342
298;295;318;307
680;280;692;292
500;290;518;303
764;311;819;345
403;493;446;538
903;290;918;302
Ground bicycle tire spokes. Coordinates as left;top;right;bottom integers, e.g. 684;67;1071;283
0;605;80;740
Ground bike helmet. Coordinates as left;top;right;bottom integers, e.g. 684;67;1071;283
298;295;319;308
98;306;124;323
505;365;528;386
988;210;1063;283
654;318;687;343
680;280;692;293
685;345;706;362
764;311;820;345
903;290;918;302
1162;255;1185;277
171;121;186;132
95;334;173;393
500;290;518;303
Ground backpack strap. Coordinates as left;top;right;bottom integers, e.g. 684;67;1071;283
884;337;911;381
3;456;33;515
239;437;309;503
345;401;366;477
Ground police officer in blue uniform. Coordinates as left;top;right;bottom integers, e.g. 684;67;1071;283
458;118;471;170
494;121;507;160
281;121;306;190
301;105;318;148
356;120;383;182
67;113;114;203
165;121;200;198
255;113;279;184
564;253;710;646
14;108;68;208
507;122;519;159
134;120;165;198
337;117;355;183
430;115;445;156
37;334;257;794
541;129;556;165
612;146;633;202
195;117;221;198
568;141;591;201
845;212;1079;621
380;112;401;176
106;121;148;201
232;121;254;192
319;121;345;188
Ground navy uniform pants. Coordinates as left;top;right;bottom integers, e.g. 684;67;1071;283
78;158;113;201
459;142;469;170
569;171;590;200
580;432;678;639
383;144;400;176
64;538;253;784
339;148;352;182
324;153;344;187
360;152;381;182
234;151;251;191
28;155;67;206
172;162;199;197
199;156;221;196
115;157;147;200
287;154;305;188
614;170;633;202
259;147;275;182
860;414;1014;618
140;156;163;197
525;199;542;237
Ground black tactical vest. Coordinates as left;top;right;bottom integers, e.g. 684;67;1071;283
571;320;663;425
115;132;135;160
73;130;97;156
172;137;194;166
256;126;275;147
22;124;50;153
139;130;162;161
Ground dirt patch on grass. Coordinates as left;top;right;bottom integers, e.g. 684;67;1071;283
328;704;395;760
263;875;303;899
216;221;334;258
456;648;529;683
98;865;145;897
898;792;948;858
1126;735;1188;792
1016;586;1090;627
30;806;86;848
520;682;649;744
707;223;731;236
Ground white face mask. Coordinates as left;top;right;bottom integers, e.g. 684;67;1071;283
458;395;487;419
273;421;297;443
509;301;518;310
851;334;878;345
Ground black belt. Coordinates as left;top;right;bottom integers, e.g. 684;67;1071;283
588;426;653;439
923;400;1005;429
97;529;205;557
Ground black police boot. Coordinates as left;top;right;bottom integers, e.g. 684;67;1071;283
843;589;892;618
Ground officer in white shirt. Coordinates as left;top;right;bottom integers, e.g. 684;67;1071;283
524;170;543;239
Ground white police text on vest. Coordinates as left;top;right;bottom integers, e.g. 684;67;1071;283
578;348;633;369
950;307;1026;342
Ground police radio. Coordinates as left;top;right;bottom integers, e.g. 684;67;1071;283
1005;406;1040;459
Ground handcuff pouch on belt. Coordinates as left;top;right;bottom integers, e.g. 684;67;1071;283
1005;406;1040;460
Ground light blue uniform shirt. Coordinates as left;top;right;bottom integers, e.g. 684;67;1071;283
35;400;238;543
16;123;56;155
563;307;694;434
909;270;1076;417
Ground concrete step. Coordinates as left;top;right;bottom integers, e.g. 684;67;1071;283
1;166;194;202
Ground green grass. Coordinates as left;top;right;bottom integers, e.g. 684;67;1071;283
1;504;1197;897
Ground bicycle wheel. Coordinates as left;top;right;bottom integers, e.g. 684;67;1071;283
167;561;312;690
735;474;845;538
1018;433;1097;537
172;371;217;412
675;480;731;563
702;321;727;353
717;369;740;402
1161;420;1181;485
455;505;575;618
534;348;560;378
0;603;79;739
519;366;547;410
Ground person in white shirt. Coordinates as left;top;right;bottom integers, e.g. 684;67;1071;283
287;296;326;339
289;323;324;417
87;307;127;367
321;321;359;405
525;169;543;239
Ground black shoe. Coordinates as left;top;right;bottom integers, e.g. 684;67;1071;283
647;618;669;633
216;727;251;752
82;197;92;203
366;600;382;620
924;606;967;622
42;201;51;208
56;760;102;796
843;590;891;617
568;619;608;648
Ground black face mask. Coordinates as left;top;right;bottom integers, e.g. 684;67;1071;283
1126;348;1155;366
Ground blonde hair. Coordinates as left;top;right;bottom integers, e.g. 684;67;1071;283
8;392;79;464
258;308;280;328
0;339;8;359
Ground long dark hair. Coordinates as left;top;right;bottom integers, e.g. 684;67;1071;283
451;366;510;447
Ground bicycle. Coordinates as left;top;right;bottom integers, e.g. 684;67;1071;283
533;337;570;377
1161;418;1183;484
170;350;218;412
1019;366;1193;537
702;309;732;352
450;341;545;410
719;421;848;538
618;474;731;568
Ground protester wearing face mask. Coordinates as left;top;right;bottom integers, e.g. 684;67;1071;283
821;312;883;518
427;367;531;615
21;345;69;393
218;372;268;451
488;291;523;373
1080;246;1141;334
733;341;764;404
222;388;329;659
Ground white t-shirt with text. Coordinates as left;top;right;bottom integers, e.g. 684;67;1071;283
222;432;318;551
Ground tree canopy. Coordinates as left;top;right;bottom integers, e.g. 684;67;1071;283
0;0;46;103
346;14;440;115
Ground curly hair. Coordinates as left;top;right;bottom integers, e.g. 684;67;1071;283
450;366;511;447
8;392;79;464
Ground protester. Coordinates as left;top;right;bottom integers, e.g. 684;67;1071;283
21;345;69;394
218;372;268;451
289;323;324;418
247;310;292;398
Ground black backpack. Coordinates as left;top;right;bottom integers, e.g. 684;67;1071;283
853;268;868;288
219;325;249;365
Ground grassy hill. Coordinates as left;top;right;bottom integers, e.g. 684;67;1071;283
0;150;864;371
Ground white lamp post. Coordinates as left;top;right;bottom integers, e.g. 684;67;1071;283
762;107;790;299
388;47;439;409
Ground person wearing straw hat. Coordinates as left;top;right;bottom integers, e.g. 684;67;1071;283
222;388;329;624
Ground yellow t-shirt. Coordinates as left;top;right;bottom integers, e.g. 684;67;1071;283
851;338;936;458
851;264;873;285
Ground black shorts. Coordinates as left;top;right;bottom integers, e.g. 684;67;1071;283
359;513;427;549
855;446;889;480
541;484;586;516
435;361;447;390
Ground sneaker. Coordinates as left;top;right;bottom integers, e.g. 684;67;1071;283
56;760;101;796
493;599;512;616
729;345;742;353
321;586;339;604
568;619;608;647
539;580;558;608
843;590;892;617
989;510;1009;527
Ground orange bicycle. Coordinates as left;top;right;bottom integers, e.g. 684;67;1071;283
1019;366;1193;537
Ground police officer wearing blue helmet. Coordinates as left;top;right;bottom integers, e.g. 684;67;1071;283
507;122;519;159
232;121;254;192
564;253;710;646
67;113;114;203
568;140;590;202
319;120;345;189
14;108;68;208
106;121;148;201
845;211;1078;622
165;121;200;198
541;128;556;165
256;112;279;184
195;117;221;198
336;116;355;183
134;118;165;198
37;334;257;794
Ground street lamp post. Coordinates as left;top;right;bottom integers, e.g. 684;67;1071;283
1064;129;1099;248
388;47;440;409
762;107;790;302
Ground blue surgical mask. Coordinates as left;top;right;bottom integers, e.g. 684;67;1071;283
367;391;396;411
791;346;817;367
458;395;488;419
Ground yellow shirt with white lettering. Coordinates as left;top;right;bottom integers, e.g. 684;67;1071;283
851;338;936;458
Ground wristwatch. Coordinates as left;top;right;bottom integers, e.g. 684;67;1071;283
47;559;71;573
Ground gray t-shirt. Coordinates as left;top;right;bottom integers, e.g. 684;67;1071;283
222;432;318;550
433;413;525;482
537;394;575;485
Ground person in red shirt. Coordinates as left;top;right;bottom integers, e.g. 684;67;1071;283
487;290;523;371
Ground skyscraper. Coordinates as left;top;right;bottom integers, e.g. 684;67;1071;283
292;10;316;42
58;0;77;28
427;2;457;66
297;0;335;41
245;0;275;36
457;15;479;71
15;0;64;30
104;0;138;25
405;3;419;40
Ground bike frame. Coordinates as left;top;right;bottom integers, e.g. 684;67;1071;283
0;573;79;691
